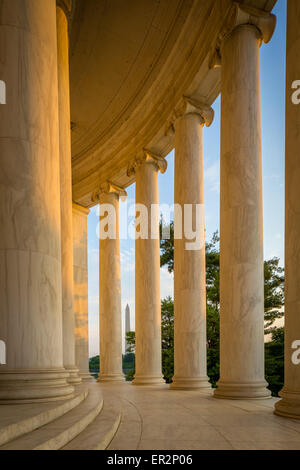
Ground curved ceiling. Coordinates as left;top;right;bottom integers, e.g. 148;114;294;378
69;0;277;206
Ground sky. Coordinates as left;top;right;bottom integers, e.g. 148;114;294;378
87;0;286;358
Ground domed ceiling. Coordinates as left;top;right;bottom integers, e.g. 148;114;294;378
69;0;277;206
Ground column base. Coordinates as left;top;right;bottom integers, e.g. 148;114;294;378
65;366;82;385
79;371;94;381
274;389;300;419
132;375;165;386
214;380;271;400
170;376;211;391
97;373;125;383
0;369;74;404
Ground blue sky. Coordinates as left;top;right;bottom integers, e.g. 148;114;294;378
87;0;286;357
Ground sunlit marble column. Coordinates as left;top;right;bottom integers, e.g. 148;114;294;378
128;152;167;385
72;203;93;381
275;1;300;419
93;182;127;382
214;4;276;399
0;0;74;402
57;3;80;385
171;99;213;390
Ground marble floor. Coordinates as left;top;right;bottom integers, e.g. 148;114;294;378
1;381;300;450
103;382;300;450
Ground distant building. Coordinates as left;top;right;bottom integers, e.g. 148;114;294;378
0;80;5;104
125;304;131;354
0;340;6;365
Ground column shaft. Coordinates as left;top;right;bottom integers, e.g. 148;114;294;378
56;6;80;384
214;24;270;399
171;112;211;390
133;160;164;385
275;0;300;419
98;190;124;381
0;0;73;402
72;204;93;381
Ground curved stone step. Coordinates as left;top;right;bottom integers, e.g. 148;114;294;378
108;399;142;450
0;387;88;447
0;385;103;450
62;397;122;450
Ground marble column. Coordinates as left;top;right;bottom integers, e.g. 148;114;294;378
275;1;300;419
57;3;80;385
0;0;74;402
128;152;166;385
93;182;127;382
72;203;93;381
214;4;276;399
171;99;213;390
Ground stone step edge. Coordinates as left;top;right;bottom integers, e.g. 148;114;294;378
34;397;104;450
0;389;88;447
62;398;122;451
107;399;142;450
94;412;122;450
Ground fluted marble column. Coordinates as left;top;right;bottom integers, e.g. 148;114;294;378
214;4;276;399
72;203;93;381
275;0;300;419
0;0;74;402
93;182;126;382
171;99;213;390
128;152;166;385
57;3;80;385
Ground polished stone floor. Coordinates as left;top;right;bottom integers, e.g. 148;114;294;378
1;381;300;450
103;382;300;450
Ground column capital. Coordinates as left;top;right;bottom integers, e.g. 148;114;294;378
173;97;214;127
57;0;72;14
91;181;127;203
209;2;276;68
127;150;167;177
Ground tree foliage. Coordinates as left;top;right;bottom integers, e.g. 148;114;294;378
161;297;174;383
265;327;284;396
160;219;174;273
125;331;136;353
264;258;284;334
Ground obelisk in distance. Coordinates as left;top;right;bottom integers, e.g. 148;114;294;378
125;304;131;353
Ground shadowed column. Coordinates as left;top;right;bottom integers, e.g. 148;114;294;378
0;0;74;402
72;203;93;381
275;0;300;419
57;2;80;385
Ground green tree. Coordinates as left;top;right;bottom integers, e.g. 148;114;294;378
265;327;284;396
124;332;136;380
161;297;174;383
205;231;220;310
160;219;174;273
89;355;99;371
125;331;136;353
123;352;135;381
206;305;220;387
264;258;284;334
